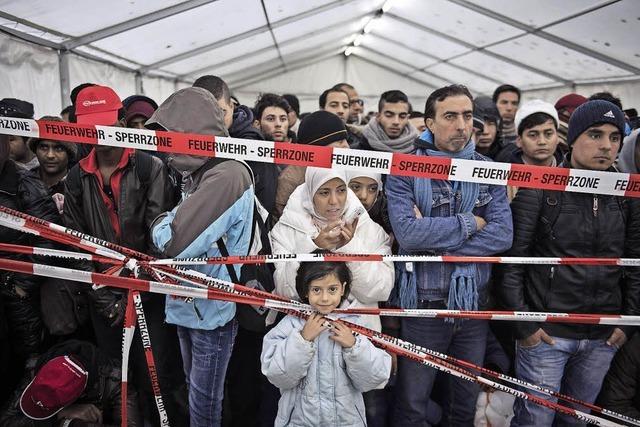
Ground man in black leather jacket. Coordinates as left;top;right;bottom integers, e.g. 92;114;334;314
499;100;640;426
62;86;186;426
0;340;142;427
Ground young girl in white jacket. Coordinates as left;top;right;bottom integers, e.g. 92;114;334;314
261;261;391;426
269;167;394;331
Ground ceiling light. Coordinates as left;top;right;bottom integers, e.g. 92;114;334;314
345;46;355;56
353;34;365;46
382;0;394;13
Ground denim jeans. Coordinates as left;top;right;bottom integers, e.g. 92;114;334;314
512;336;617;427
394;318;488;427
178;320;238;427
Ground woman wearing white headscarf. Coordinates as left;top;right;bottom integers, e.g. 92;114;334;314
269;167;394;331
345;170;393;235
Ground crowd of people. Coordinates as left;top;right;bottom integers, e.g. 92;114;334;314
0;76;639;427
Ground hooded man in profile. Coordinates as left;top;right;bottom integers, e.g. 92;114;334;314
149;87;256;426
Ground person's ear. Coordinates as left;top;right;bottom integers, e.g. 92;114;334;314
425;117;435;133
515;135;523;148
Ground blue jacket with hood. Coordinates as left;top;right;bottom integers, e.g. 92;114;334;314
149;88;255;330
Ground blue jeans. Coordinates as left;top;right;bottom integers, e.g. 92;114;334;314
178;320;238;427
394;318;488;427
512;336;617;427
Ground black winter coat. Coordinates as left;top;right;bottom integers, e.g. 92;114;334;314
230;105;279;216
63;150;174;325
0;161;59;357
499;162;640;340
598;333;640;419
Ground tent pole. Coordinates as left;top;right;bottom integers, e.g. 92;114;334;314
58;51;70;110
135;72;144;94
343;54;348;82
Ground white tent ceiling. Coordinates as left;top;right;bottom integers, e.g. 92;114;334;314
1;0;639;116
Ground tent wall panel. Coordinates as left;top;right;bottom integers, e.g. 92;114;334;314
0;34;61;117
522;81;640;111
68;54;136;105
141;75;179;106
235;55;346;113
346;56;435;114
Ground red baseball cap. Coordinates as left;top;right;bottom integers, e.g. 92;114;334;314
75;85;122;125
555;93;588;115
125;99;156;125
20;355;88;420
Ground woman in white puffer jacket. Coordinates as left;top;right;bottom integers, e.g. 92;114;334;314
269;167;394;331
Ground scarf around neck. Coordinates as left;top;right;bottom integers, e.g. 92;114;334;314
362;117;418;154
501;120;516;138
396;130;481;314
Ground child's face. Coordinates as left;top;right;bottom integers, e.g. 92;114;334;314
306;273;345;315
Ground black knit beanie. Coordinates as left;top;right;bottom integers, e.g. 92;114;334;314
567;100;625;146
297;110;348;146
0;98;34;119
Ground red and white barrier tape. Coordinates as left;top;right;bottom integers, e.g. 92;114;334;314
334;307;640;326
0;242;122;265
362;328;639;426
269;308;634;427
0;256;634;426
4;250;640;329
3;238;639;326
1;235;638;326
148;252;640;267
0;208;125;261
347;320;626;427
121;291;136;427
1;206;636;425
3;118;640;198
0;207;296;304
131;290;170;426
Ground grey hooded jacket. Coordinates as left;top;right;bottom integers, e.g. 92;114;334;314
617;129;640;174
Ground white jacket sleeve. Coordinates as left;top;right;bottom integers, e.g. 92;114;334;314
269;221;320;301
337;219;394;304
261;317;315;390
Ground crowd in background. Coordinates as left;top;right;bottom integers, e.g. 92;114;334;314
0;75;640;427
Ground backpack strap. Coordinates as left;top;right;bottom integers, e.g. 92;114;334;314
216;237;240;284
133;150;154;190
65;164;83;199
538;189;562;239
213;159;274;284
